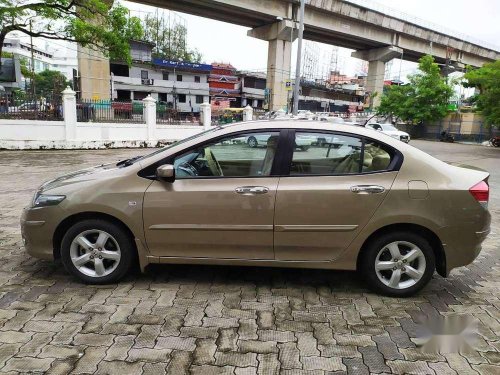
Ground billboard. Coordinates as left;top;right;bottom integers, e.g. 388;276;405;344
152;58;212;72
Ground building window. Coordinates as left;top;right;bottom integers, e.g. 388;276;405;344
178;94;186;103
194;76;200;83
141;70;148;79
177;74;182;82
196;95;204;104
162;72;169;80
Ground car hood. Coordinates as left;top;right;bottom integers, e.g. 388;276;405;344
39;163;120;193
383;130;409;136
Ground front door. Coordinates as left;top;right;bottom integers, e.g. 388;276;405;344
274;131;399;261
143;130;281;259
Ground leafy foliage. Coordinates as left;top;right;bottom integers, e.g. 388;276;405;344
28;70;71;96
142;11;202;63
464;60;500;128
0;0;143;70
377;55;454;124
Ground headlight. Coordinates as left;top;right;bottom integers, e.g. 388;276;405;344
32;193;66;208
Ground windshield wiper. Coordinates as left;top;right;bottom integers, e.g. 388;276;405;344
116;155;142;167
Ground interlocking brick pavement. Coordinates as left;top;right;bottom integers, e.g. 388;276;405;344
0;141;498;374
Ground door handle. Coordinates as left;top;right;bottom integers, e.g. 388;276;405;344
350;185;385;194
235;186;269;195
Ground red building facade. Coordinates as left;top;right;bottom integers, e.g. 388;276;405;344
209;63;241;109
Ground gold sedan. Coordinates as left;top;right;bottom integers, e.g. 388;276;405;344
21;122;491;296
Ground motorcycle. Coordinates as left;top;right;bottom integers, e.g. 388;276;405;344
489;136;500;147
440;131;455;143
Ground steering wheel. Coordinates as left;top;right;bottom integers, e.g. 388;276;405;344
177;162;198;177
204;147;223;176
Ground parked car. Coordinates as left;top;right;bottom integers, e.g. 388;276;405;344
366;123;410;143
244;133;315;151
320;116;345;124
8;102;46;113
21;121;490;296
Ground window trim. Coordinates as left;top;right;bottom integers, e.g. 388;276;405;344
282;129;403;177
138;129;288;180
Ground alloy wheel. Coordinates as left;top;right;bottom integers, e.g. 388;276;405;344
374;241;426;290
69;229;121;278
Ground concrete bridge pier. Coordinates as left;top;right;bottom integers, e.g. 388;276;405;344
248;20;297;111
352;46;403;108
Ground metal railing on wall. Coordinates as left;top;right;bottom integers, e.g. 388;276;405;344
156;106;200;125
76;99;144;123
397;120;495;144
0;93;63;121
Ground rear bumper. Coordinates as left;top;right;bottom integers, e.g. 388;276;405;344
438;213;491;274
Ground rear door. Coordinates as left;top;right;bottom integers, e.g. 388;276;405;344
274;131;399;261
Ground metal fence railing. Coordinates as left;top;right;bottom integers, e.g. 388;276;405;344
156;107;199;125
211;110;243;126
76;99;144;123
397;120;496;144
0;94;63;121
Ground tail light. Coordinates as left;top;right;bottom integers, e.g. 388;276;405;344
469;180;489;208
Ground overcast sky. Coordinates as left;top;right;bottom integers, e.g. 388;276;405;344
122;0;500;80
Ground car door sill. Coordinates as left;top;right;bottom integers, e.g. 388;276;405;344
149;224;273;231
152;256;347;269
275;224;358;232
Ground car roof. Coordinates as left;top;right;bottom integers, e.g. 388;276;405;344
216;120;403;146
139;120;412;167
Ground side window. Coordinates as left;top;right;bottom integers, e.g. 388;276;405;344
291;132;362;175
290;132;394;175
173;132;279;178
364;139;393;172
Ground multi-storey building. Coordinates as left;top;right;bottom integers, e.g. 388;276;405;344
238;71;266;110
2;34;77;82
209;63;240;109
110;40;211;115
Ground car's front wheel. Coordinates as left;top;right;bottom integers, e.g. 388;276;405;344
61;219;134;284
360;231;435;297
247;136;258;148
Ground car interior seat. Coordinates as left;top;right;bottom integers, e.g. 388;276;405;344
260;135;279;175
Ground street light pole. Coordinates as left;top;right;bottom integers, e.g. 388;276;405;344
292;0;305;116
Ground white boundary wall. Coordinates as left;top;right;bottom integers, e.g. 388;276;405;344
0;87;253;150
0;120;203;150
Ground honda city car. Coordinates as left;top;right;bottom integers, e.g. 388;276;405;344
21;121;490;296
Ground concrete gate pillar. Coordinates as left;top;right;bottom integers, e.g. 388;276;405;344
351;46;403;108
248;20;297;111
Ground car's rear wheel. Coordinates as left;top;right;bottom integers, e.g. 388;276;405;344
61;219;134;284
360;231;435;297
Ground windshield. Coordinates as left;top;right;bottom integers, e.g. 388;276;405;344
133;128;219;164
380;124;398;131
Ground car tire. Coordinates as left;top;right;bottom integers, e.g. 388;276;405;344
60;219;135;284
247;136;258;148
299;145;310;151
359;231;435;297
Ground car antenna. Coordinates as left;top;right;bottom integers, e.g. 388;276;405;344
363;113;377;126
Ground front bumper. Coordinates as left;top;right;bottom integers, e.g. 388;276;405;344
21;207;58;261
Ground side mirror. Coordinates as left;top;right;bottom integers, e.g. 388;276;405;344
156;164;175;182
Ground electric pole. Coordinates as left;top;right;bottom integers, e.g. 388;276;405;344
292;0;305;115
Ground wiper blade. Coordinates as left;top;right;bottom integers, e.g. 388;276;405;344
116;155;142;167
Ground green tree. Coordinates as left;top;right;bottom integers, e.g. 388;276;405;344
142;11;202;63
28;70;71;96
464;60;500;128
0;0;143;72
377;55;454;124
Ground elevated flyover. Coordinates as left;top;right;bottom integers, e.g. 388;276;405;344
129;0;500;108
